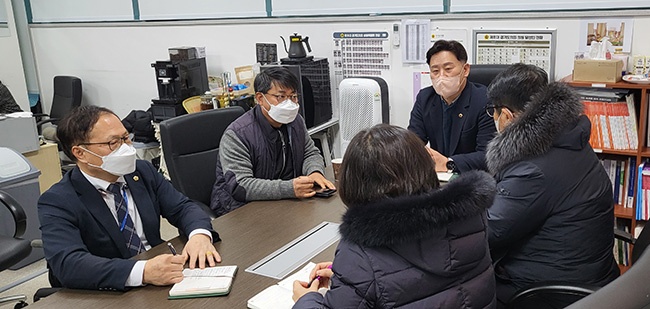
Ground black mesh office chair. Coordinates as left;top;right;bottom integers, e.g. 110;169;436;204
507;226;650;309
468;64;512;87
0;190;32;309
159;106;245;219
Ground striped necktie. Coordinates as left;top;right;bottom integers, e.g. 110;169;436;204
107;183;144;257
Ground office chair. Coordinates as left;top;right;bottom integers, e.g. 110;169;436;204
507;225;650;309
468;64;512;87
34;76;82;136
0;190;32;309
33;76;82;173
159;106;245;219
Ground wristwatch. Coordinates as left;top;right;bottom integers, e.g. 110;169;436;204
446;158;457;173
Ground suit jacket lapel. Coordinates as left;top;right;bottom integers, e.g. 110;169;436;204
70;168;131;258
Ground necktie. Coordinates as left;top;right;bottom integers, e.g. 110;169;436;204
107;183;144;257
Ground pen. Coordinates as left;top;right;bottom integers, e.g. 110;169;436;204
167;242;177;255
308;264;332;287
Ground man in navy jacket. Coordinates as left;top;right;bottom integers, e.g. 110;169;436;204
38;106;220;291
408;40;496;172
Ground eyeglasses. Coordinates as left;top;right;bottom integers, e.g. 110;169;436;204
265;93;300;103
80;135;130;151
485;104;501;117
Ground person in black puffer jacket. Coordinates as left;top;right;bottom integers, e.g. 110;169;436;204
485;64;619;306
292;124;497;308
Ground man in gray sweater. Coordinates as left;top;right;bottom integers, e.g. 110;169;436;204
210;67;335;217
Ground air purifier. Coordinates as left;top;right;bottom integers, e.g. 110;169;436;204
338;77;389;156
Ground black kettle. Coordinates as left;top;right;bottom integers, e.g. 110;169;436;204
280;33;312;58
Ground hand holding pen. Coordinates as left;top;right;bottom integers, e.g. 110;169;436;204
292;262;333;302
308;262;333;288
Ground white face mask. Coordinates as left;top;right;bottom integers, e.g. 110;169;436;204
262;96;300;124
83;143;137;176
494;111;502;134
432;69;464;99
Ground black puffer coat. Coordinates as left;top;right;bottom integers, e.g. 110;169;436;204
293;171;497;308
486;83;619;302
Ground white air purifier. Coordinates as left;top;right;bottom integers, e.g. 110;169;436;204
338;77;389;156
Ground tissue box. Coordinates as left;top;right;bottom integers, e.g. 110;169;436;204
573;59;623;83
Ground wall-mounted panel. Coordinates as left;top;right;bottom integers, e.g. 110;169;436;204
272;0;443;16
451;0;649;12
138;0;266;20
30;0;133;22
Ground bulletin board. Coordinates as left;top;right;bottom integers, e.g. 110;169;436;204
472;29;556;79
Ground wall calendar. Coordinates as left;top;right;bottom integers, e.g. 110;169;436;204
472;29;556;79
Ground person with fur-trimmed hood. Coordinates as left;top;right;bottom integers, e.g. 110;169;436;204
485;63;619;306
292;124;497;308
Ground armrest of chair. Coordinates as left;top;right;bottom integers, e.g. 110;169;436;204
36;117;57;128
0;190;27;238
614;228;636;245
508;281;600;309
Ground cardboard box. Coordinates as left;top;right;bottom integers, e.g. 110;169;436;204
168;46;205;61
573;59;623;83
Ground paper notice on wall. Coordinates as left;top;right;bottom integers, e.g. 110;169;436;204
402;19;430;64
431;27;468;46
332;31;392;95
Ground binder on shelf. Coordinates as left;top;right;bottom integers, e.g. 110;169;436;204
626;157;637;208
578;89;636;151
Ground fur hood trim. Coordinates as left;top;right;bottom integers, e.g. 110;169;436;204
339;171;496;247
486;82;583;174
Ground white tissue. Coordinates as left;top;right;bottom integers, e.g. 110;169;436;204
6;111;33;118
589;37;612;60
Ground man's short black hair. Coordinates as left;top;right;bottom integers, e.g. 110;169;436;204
426;40;468;65
57;105;117;162
487;63;549;114
254;67;300;94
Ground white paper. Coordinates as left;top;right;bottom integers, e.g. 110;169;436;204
247;262;316;309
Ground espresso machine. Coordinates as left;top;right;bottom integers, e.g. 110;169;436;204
150;58;209;121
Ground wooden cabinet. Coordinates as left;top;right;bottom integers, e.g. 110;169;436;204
569;80;650;273
23;143;62;193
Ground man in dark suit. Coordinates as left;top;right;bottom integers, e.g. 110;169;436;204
38;106;221;291
408;40;496;173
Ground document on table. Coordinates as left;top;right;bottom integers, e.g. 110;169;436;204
168;265;238;299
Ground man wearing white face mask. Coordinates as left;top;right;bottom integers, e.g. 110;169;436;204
485;64;618;306
211;67;334;216
38;106;221;291
408;40;496;173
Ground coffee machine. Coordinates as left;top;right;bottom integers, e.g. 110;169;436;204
151;58;209;105
150;58;209;121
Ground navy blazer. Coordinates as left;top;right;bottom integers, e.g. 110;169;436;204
38;160;219;291
408;82;496;172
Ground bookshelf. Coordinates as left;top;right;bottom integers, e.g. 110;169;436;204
569;80;650;273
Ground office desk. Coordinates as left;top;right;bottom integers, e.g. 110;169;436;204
28;195;346;308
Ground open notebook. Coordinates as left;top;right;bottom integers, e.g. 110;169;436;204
248;262;326;309
168;265;238;299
